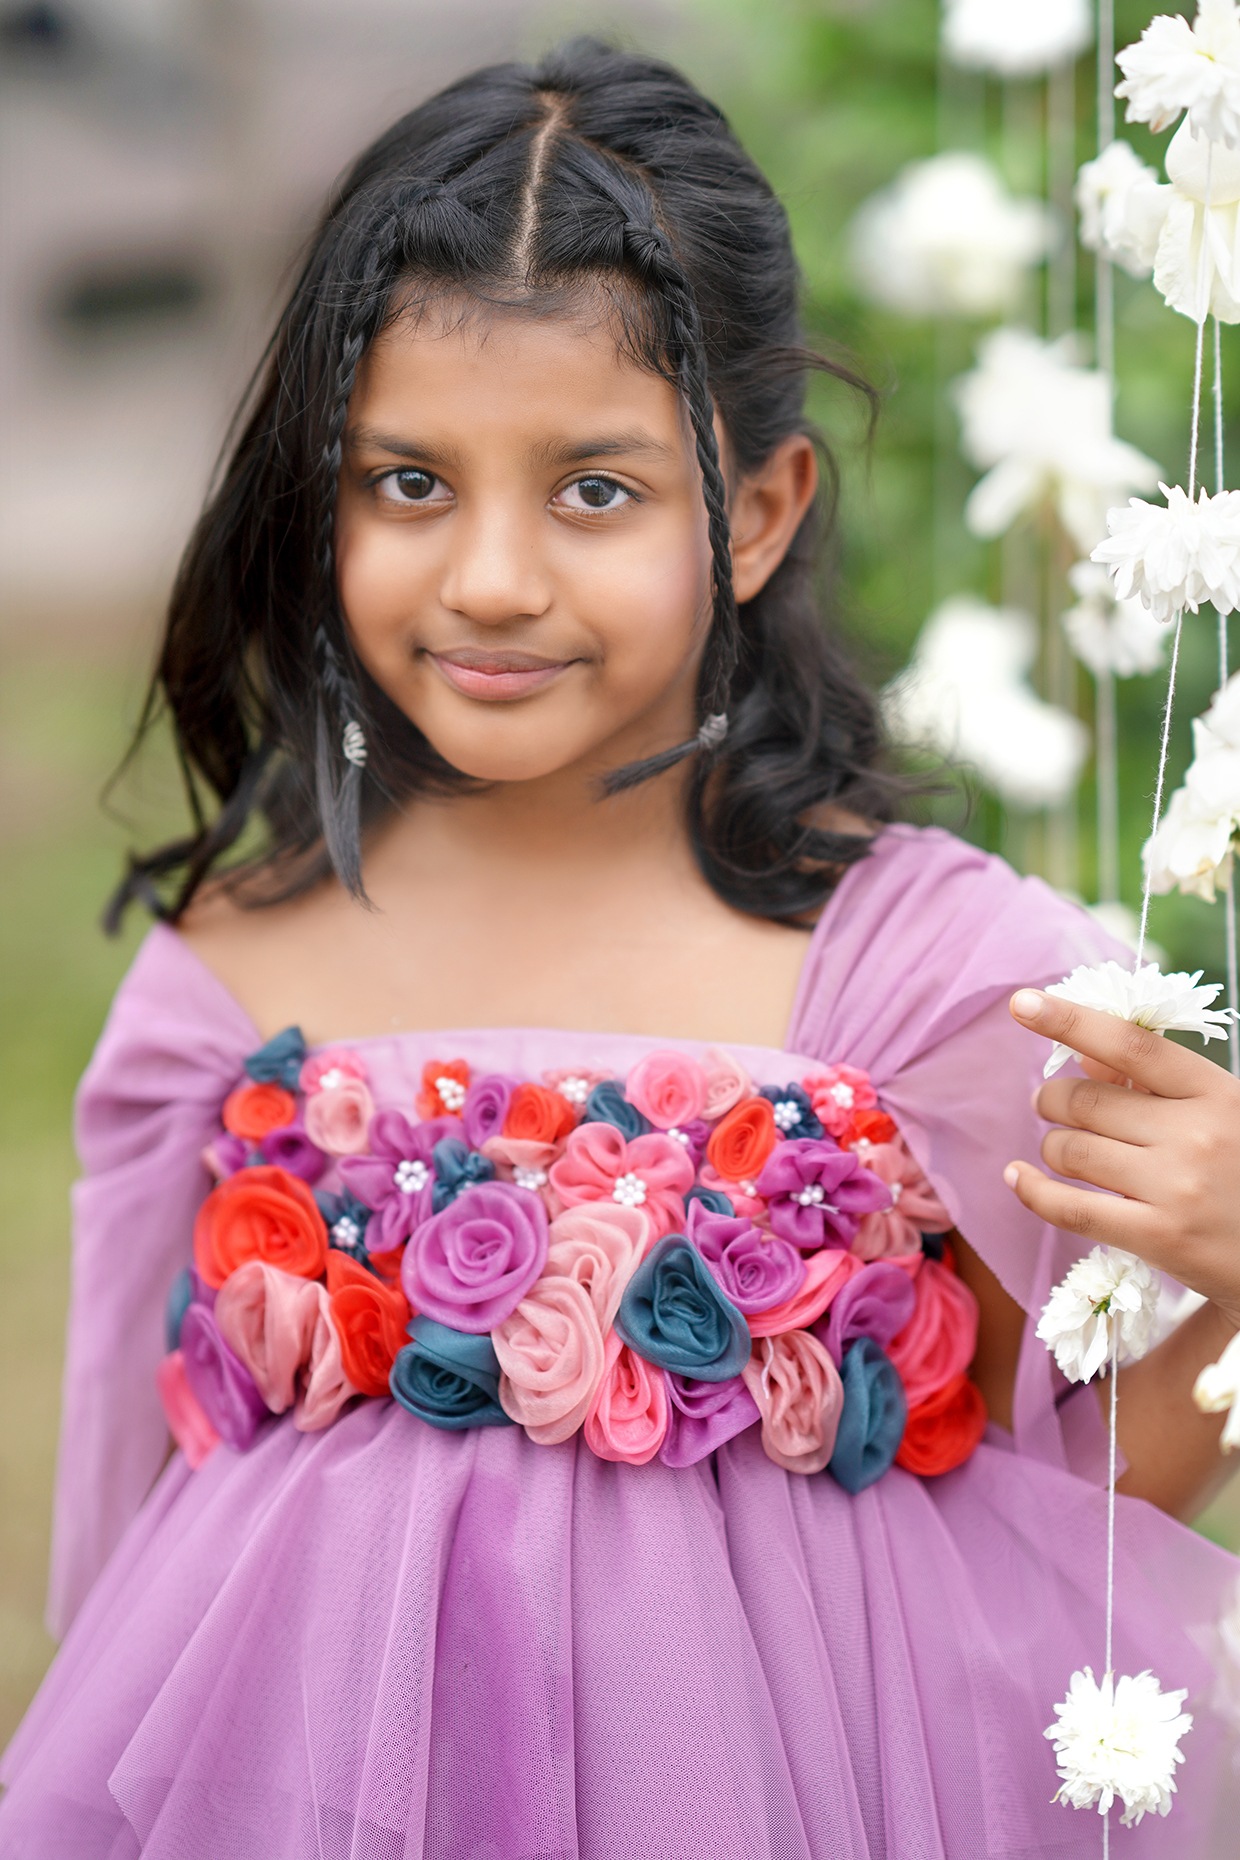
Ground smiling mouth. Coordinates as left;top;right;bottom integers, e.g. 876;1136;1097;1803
428;647;577;701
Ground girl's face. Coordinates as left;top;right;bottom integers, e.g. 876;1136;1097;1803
335;297;813;786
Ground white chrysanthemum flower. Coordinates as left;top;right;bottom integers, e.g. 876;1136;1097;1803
1151;121;1240;323
1092;481;1240;622
1144;781;1236;900
1045;1668;1192;1825
1192;1327;1240;1448
1076;140;1167;278
1062;560;1169;678
1117;0;1240;147
943;0;1092;78
848;152;1056;319
1036;1246;1160;1382
955;329;1161;552
884;597;1089;809
1041;958;1235;1078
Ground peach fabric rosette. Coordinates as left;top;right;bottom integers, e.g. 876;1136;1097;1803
699;1046;752;1119
887;1255;979;1410
849;1135;952;1261
494;1277;606;1443
742;1331;845;1475
213;1259;359;1431
623;1048;708;1131
304;1078;375;1157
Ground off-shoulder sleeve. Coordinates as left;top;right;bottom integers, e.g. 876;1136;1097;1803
789;824;1133;1468
48;928;259;1637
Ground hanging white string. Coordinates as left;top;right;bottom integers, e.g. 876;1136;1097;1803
1213;315;1240;1077
1101;1331;1119;1858
1134;147;1214;971
1093;0;1119;902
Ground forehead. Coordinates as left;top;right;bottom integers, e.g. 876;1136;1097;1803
351;290;687;447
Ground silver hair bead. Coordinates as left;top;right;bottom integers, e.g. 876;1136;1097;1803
341;721;368;767
696;712;729;750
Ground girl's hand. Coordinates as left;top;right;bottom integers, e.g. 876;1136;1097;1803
1003;987;1240;1331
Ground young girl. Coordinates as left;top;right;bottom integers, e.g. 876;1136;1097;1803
3;37;1239;1859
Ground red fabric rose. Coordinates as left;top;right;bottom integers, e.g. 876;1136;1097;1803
841;1108;898;1149
502;1082;577;1145
326;1253;411;1398
895;1372;987;1476
193;1164;328;1289
221;1081;297;1142
705;1097;779;1183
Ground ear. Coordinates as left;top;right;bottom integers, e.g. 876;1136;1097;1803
725;433;818;605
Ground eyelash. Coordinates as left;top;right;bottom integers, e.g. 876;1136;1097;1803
370;469;638;512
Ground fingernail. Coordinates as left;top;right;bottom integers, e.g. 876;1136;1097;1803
1003;1163;1020;1189
1029;1088;1042;1115
1012;989;1045;1021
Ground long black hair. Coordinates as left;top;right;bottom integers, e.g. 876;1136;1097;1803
106;36;903;931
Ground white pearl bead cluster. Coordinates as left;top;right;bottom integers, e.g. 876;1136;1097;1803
514;1165;548;1192
667;1126;691;1147
795;1182;826;1208
772;1099;802;1132
829;1081;855;1108
612;1171;648;1208
318;1067;348;1091
394;1158;431;1194
556;1076;590;1105
332;1216;361;1248
435;1075;467;1113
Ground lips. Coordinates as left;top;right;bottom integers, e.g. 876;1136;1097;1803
429;647;575;702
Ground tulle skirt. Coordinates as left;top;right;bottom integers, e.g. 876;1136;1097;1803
2;1401;1236;1859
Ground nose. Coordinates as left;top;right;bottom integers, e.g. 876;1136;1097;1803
438;498;553;627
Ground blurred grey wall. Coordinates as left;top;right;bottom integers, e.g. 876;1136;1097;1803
1;0;677;631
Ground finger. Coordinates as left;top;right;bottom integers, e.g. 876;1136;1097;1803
1002;1159;1153;1248
1039;1124;1158;1199
1034;1073;1164;1143
1010;989;1204;1097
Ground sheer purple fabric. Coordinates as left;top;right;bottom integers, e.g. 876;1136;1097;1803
3;824;1237;1857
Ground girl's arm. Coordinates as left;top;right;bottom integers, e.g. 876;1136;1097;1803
1001;988;1240;1520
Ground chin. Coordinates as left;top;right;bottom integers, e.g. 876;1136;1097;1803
415;722;598;785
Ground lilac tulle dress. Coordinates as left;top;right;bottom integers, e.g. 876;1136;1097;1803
3;825;1238;1859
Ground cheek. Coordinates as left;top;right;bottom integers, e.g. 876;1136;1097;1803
335;523;429;672
572;521;710;695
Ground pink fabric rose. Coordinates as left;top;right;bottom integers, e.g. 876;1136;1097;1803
747;1248;860;1337
299;1047;368;1095
295;1301;357;1431
583;1330;669;1465
697;1164;768;1222
545;1202;651;1331
700;1046;752;1120
494;1275;607;1443
742;1331;844;1474
401;1181;549;1333
888;1256;979;1410
624;1049;708;1130
214;1261;330;1413
303;1078;375;1157
802;1063;877;1139
481;1134;566;1211
850;1136;953;1260
550;1123;693;1239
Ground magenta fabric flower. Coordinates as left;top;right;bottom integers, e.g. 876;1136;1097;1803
339;1111;454;1251
179;1302;268;1452
463;1073;519;1149
849;1136;952;1260
624;1049;708;1130
202;1133;250;1180
814;1260;918;1368
757;1138;891;1250
259;1121;327;1184
685;1199;805;1314
550;1122;694;1239
802;1064;877;1140
402;1181;549;1333
659;1371;760;1467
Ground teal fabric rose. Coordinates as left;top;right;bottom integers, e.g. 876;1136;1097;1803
390;1315;513;1430
615;1234;750;1382
828;1336;907;1494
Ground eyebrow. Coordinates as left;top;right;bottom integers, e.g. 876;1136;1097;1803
347;425;677;471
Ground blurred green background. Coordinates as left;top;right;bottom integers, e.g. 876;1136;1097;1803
3;0;1238;1746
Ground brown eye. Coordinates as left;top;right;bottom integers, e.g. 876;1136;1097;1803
391;469;436;501
560;475;632;512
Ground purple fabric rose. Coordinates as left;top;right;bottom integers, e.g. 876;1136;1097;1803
664;1118;711;1168
757;1138;892;1250
203;1132;250;1179
339;1111;456;1252
260;1121;328;1184
463;1073;519;1150
179;1302;267;1451
813;1260;917;1367
659;1371;760;1467
685;1199;806;1314
401;1181;549;1333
